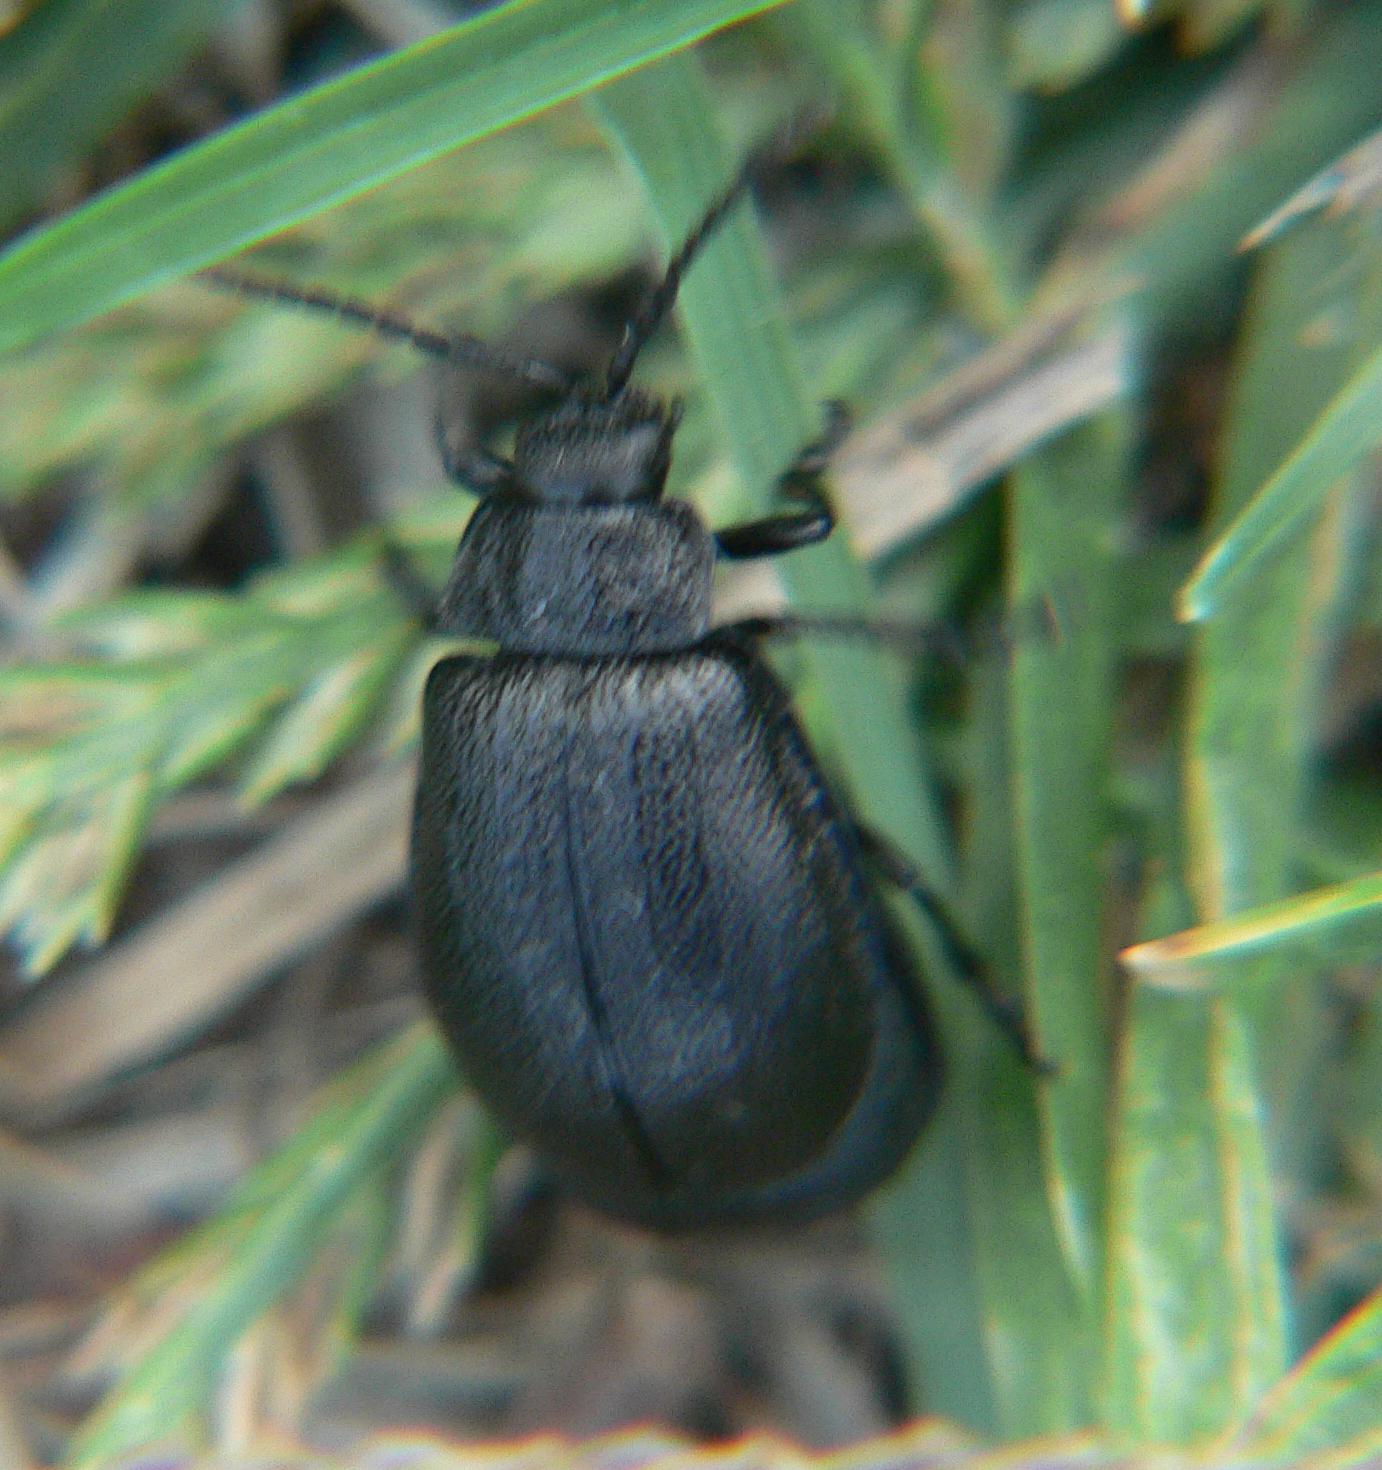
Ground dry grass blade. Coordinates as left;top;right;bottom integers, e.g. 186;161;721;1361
715;312;1133;620
0;765;411;1122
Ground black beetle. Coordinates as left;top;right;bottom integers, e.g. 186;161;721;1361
208;125;1040;1230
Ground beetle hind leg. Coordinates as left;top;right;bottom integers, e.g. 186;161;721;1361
853;823;1054;1075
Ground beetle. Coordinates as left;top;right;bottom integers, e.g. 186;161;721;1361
207;123;1042;1231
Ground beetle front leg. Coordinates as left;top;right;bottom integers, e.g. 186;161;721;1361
434;407;516;496
713;400;849;559
383;418;517;629
851;822;1053;1075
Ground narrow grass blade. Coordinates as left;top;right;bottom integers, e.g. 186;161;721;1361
930;412;1133;1435
1123;871;1382;989
1005;415;1123;1306
958;1057;1094;1435
871;1111;997;1432
1005;0;1129;91
1117;5;1382;334
589;55;951;875
67;1027;457;1467
1240;125;1382;251
1180;345;1382;620
0;0;791;355
591;49;980;1416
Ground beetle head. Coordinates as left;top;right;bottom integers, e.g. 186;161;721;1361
512;390;682;505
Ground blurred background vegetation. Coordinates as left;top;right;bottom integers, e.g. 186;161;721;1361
0;0;1378;1465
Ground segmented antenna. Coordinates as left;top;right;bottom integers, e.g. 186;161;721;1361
603;104;830;397
201;266;575;394
202;105;826;402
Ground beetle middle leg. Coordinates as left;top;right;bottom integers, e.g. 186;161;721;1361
377;541;441;631
714;400;850;558
725;587;1068;660
851;823;1053;1074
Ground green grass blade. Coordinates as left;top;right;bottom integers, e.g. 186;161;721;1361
0;0;791;355
1185;211;1370;995
0;0;242;234
1005;0;1129;90
1123;871;1382;988
1234;1285;1382;1457
1005;415;1123;1306
1180;344;1382;620
956;1058;1094;1435
871;1113;997;1431
1118;4;1382;334
67;1027;456;1467
1102;986;1284;1440
590;49;985;1415
589;56;950;871
592;51;1087;1435
791;0;1020;330
920;413;1133;1437
1103;210;1369;1444
1240;126;1382;251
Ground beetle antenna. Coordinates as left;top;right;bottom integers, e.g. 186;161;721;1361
604;104;830;397
201;266;575;394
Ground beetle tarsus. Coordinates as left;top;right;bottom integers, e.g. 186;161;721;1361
713;400;848;559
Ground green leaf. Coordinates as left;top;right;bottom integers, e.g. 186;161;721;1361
1123;870;1382;989
0;0;244;233
67;1027;457;1469
1180;344;1382;620
0;0;792;355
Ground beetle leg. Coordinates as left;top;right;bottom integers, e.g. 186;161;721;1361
724;611;967;661
434;408;516;495
723;590;1068;660
377;541;441;631
851;823;1054;1075
714;401;849;559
